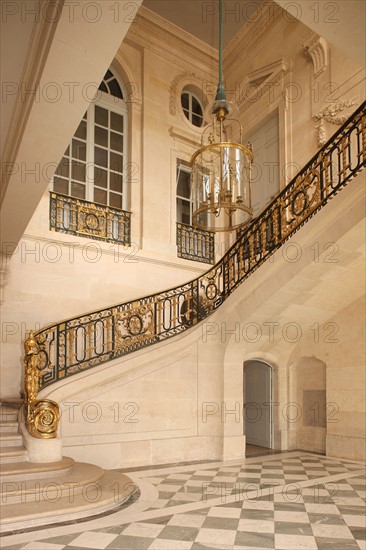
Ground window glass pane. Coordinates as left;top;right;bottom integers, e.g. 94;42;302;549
111;112;123;132
183;109;190;120
71;182;86;199
105;69;113;80
181;92;189;110
110;132;123;152
192;95;203;116
74;120;87;140
110;193;122;209
110;152;123;173
95;126;108;147
177;170;191;198
71;161;86;182
72;139;86;160
177;198;191;225
55;157;69;178
98;81;108;94
94;188;107;205
108;79;123;99
65;145;70;156
94;146;108;167
53;177;68;195
95;106;108;127
192;114;203;127
110;172;123;193
95;167;107;188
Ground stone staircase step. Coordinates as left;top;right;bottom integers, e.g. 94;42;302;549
0;400;22;424
0;433;23;448
0;471;137;532
0;456;75;480
0;446;27;464
1;462;104;503
0;409;19;423
0;398;23;405
0;421;19;434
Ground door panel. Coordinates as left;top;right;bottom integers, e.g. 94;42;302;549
244;361;272;447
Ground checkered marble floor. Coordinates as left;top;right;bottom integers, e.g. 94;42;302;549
1;452;365;550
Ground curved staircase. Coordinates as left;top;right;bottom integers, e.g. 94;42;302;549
0;399;137;533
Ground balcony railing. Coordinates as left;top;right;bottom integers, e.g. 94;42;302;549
34;102;365;391
176;223;215;264
50;192;131;245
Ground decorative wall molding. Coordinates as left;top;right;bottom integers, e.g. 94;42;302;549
303;32;328;78
238;58;291;111
313;99;358;147
0;253;10;305
169;126;201;148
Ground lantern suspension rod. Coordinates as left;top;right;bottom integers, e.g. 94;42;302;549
215;0;226;103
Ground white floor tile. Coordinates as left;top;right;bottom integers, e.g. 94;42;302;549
195;527;237;545
148;539;192;549
207;507;242;519
275;534;318;549
238;518;274;533
122;522;164;537
22;544;64;550
68;531;118;549
167;513;206;527
311;523;354;538
342;514;366;527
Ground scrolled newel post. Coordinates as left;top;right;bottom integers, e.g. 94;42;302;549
24;332;60;438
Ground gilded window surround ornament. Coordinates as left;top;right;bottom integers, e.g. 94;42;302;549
313;98;358;147
24;332;60;438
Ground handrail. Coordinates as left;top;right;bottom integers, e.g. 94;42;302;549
34;101;365;392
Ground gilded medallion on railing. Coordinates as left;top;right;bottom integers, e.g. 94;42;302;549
50;192;131;245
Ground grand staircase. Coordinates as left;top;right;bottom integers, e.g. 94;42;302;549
0;399;137;533
1;102;365;532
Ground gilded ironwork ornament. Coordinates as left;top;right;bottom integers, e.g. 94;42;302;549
24;332;60;438
31;102;365;393
50;192;131;245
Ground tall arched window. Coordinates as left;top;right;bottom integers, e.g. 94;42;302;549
52;68;128;210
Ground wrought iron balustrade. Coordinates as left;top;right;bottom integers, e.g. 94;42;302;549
50;192;131;245
35;102;365;390
177;223;215;264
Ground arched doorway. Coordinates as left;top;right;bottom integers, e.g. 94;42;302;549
244;360;272;449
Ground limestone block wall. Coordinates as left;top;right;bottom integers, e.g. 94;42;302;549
288;296;365;462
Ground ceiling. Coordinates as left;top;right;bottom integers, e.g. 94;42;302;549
143;0;264;48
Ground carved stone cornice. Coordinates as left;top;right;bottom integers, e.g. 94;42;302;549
303;31;328;78
129;7;217;70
